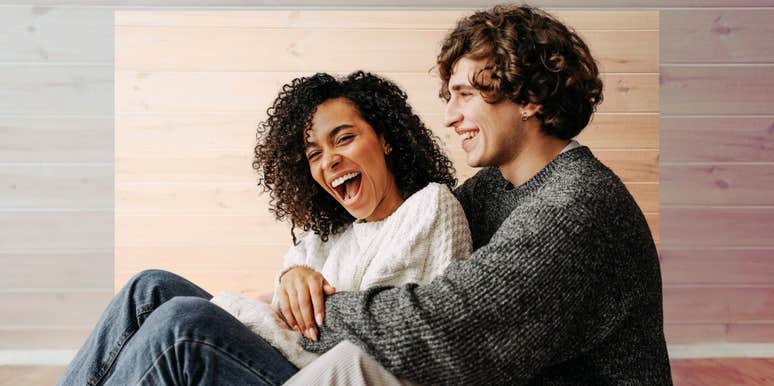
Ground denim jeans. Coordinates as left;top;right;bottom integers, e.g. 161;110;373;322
57;269;299;385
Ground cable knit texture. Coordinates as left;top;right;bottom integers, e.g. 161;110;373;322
301;146;672;385
211;182;472;368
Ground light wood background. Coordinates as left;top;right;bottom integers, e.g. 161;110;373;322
1;1;773;357
114;10;659;305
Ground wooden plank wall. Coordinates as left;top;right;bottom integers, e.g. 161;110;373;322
660;9;774;345
114;10;659;300
1;1;772;354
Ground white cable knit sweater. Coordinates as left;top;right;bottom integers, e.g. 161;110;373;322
211;182;472;368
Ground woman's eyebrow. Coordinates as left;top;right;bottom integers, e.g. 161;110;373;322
304;124;354;149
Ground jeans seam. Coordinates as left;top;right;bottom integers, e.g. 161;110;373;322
86;328;137;386
136;338;280;386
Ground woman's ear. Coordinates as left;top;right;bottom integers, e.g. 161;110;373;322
380;135;392;155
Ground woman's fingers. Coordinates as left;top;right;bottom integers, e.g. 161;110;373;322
309;279;325;326
295;284;317;341
278;290;298;332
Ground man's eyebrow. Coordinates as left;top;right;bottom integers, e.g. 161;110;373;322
305;124;354;149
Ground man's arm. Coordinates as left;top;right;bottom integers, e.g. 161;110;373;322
301;204;628;384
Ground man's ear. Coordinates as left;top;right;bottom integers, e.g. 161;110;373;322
522;103;541;119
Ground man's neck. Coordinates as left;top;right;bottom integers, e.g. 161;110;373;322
499;133;570;187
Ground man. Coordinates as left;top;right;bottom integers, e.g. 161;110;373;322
284;4;672;385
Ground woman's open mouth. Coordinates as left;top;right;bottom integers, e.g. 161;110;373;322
331;172;362;204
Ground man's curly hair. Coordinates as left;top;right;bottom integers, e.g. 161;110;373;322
437;4;604;139
253;71;457;243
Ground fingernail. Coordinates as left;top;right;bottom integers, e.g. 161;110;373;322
308;328;317;341
316;313;322;325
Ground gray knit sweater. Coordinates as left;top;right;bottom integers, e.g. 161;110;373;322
301;146;672;385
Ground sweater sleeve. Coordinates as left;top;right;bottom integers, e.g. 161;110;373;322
301;204;624;384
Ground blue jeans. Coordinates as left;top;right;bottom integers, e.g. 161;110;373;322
57;269;299;385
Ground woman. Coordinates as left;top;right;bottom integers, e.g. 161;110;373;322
57;71;471;385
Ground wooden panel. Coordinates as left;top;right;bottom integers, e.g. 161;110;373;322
0;212;112;250
116;245;287;272
0;115;112;163
0;292;111;328
116;149;658;183
0;250;112;290
115;269;277;295
666;323;774;344
21;0;774;7
116;26;656;73
0;365;67;385
663;287;774;323
662;10;774;63
671;358;774;385
0;65;112;115
116;112;658;154
662;164;774;205
661;67;774;116
0;328;90;350
115;214;292;247
116;10;658;30
115;71;658;114
0;165;112;209
0;6;112;63
661;117;774;163
662;208;774;247
661;249;774;285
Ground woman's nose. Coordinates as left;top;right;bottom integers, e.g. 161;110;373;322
321;151;341;171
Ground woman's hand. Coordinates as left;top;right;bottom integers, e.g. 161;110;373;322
277;266;336;341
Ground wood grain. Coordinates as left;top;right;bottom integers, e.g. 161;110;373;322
662;208;774;247
663;287;774;323
116;71;658;114
660;249;774;285
0;115;112;163
0;6;112;63
0;165;112;209
115;10;658;30
662;164;774;206
661;67;774;116
114;269;278;294
116;112;658;154
662;10;774;63
0;328;90;350
0;212;112;250
0;292;112;328
0;250;112;290
0;65;112;115
116;26;657;73
661;117;774;163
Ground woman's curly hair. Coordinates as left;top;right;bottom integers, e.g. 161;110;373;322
253;71;457;243
437;4;604;139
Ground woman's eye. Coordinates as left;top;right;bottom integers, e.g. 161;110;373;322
306;151;320;160
460;92;472;97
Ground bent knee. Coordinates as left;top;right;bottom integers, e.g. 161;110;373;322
148;296;225;327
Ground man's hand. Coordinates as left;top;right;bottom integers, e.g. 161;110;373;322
277;266;336;341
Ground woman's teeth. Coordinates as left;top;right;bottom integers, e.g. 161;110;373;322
331;172;360;188
459;130;479;141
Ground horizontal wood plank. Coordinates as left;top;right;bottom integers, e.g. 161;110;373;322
0;65;112;115
662;10;774;63
0;292;112;328
662;208;774;247
664;287;774;323
0;212;112;250
116;149;658;183
0;165;112;209
661;66;774;116
116;26;656;73
116;71;658;114
0;250;112;290
20;0;774;7
661;117;774;163
116;245;287;272
0;115;112;163
662;164;774;205
661;248;774;285
116;10;658;30
0;328;91;350
115;269;278;295
0;6;112;63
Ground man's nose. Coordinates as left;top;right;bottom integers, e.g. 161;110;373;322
444;100;462;128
